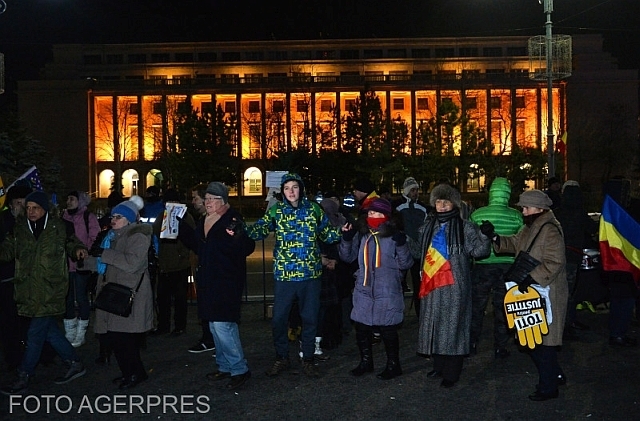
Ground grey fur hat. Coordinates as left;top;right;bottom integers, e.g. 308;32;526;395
516;189;552;210
429;183;462;208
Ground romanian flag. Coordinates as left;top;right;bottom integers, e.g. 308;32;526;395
556;132;567;155
599;195;640;282
419;226;455;298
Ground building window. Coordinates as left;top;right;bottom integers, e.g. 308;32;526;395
441;97;453;105
224;101;236;114
128;54;147;64
201;102;215;114
292;50;312;60
196;73;215;79
268;51;288;60
315;50;335;60
83;55;102;65
345;99;357;112
392;98;404;111
248;125;262;160
389;70;409;81
244;73;262;83
364;49;383;59
221;51;241;61
272;100;285;113
129;103;140;115
465;97;478;109
417;98;428;110
507;47;527;56
515;96;526;109
435;48;455;58
387;48;406;58
244;51;264;61
340;49;360;60
106;54;123;64
197;52;217;62
459;47;479;57
175;52;194;62
490;97;502;108
152;102;164;115
177;101;190;114
483;47;503;57
221;74;239;84
364;71;384;82
412;48;430;58
172;75;191;84
292;72;311;82
249;100;260;113
462;69;481;79
320;100;332;112
150;53;170;63
296;100;308;113
438;70;457;79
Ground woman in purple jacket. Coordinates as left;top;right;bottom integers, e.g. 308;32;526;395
339;198;413;380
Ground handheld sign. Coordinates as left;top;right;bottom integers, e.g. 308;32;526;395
504;284;549;349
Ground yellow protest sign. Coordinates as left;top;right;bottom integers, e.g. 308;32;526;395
504;284;549;349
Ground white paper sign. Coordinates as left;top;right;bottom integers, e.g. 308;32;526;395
160;203;188;239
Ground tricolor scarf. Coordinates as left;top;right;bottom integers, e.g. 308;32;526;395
362;230;382;286
418;209;463;297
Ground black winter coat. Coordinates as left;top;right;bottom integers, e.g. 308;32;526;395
179;207;255;322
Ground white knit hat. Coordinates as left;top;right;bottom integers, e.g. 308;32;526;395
403;177;419;196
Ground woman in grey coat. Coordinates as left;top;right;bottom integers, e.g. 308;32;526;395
491;189;567;401
92;199;154;390
416;184;491;388
340;198;414;380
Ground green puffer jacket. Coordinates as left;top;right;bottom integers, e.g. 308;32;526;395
0;213;85;317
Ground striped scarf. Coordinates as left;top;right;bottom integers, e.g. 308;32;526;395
362;229;382;286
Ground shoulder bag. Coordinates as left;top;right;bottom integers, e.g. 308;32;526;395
94;272;145;317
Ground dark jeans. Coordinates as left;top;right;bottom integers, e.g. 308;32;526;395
529;345;563;394
272;279;321;360
565;262;579;326
470;263;510;350
20;316;79;376
105;331;146;378
156;268;189;332
65;271;92;320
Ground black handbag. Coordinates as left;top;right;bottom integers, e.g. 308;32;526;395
504;222;560;284
94;272;145;317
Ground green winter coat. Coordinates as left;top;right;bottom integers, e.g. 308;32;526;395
0;213;86;317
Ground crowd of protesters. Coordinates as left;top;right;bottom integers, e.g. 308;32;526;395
0;173;636;403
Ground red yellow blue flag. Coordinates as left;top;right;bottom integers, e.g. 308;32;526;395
419;226;455;298
599;195;640;282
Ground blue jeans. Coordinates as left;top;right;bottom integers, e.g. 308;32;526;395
65;271;91;320
272;279;321;360
209;321;248;376
20;316;79;375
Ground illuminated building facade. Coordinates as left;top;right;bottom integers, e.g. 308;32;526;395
17;34;637;198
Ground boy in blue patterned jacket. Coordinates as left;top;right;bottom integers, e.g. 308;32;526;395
246;173;342;378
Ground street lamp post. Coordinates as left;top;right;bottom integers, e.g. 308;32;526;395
543;0;555;178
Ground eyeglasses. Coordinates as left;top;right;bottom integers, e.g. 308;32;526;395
111;214;125;220
204;196;223;202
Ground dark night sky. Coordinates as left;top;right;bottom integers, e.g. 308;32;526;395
0;0;637;99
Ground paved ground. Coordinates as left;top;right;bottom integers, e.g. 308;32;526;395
0;298;638;420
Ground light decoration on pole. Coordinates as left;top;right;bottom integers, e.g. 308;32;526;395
528;0;571;179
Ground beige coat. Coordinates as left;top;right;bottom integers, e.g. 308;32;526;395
94;223;154;334
496;210;567;346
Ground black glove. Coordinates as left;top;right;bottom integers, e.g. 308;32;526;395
517;275;536;294
480;220;496;239
226;218;244;236
342;228;357;241
392;232;406;246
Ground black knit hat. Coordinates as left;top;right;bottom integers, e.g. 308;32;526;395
25;191;49;211
353;178;375;195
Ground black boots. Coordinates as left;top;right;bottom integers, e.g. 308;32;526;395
376;327;402;380
351;326;374;376
95;337;112;365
